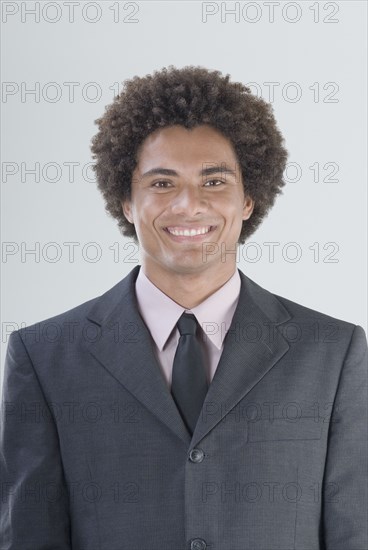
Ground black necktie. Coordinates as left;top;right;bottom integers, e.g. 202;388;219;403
171;313;209;435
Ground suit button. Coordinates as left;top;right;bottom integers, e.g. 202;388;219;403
188;448;204;463
190;538;207;550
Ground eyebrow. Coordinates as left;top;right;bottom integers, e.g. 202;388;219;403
140;165;238;179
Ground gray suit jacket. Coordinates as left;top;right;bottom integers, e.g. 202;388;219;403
1;266;367;550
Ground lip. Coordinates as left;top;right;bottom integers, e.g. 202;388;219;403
163;225;216;242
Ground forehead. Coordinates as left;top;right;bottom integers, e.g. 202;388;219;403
134;124;239;168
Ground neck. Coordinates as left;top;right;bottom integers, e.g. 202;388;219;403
141;261;237;308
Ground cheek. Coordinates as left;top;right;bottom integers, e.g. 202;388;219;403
216;198;244;219
134;198;166;226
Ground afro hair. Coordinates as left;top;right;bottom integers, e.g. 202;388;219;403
90;65;288;244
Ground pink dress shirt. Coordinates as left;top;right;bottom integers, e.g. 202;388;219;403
134;267;241;388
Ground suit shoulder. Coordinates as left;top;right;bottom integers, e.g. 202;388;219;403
13;295;100;347
273;290;356;332
15;272;133;340
10;269;138;350
243;272;358;333
266;287;367;353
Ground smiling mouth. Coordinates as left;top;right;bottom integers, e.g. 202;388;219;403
164;226;214;237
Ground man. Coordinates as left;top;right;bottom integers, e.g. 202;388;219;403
1;66;367;549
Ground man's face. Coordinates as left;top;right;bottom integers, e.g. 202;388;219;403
122;124;254;278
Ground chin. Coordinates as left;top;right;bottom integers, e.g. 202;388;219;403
168;258;213;274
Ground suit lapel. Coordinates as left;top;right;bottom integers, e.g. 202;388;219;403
85;265;192;447
84;266;291;449
190;271;291;448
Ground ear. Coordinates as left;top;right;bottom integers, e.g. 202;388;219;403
242;195;255;220
122;200;134;224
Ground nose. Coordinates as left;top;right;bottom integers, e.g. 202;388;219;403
170;185;208;216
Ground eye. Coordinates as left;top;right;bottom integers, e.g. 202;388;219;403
152;180;172;188
204;179;225;187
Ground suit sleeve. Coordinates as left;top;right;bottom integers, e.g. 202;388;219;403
0;330;71;549
322;324;368;549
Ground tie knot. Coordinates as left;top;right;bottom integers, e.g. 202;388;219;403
177;313;198;336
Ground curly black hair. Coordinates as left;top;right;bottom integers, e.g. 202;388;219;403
90;65;288;244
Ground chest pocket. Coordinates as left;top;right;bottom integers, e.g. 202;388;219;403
247;416;323;442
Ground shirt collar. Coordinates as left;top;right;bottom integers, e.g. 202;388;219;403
135;267;241;351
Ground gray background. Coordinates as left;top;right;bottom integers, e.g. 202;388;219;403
1;1;367;386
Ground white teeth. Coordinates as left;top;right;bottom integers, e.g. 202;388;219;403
166;226;211;237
